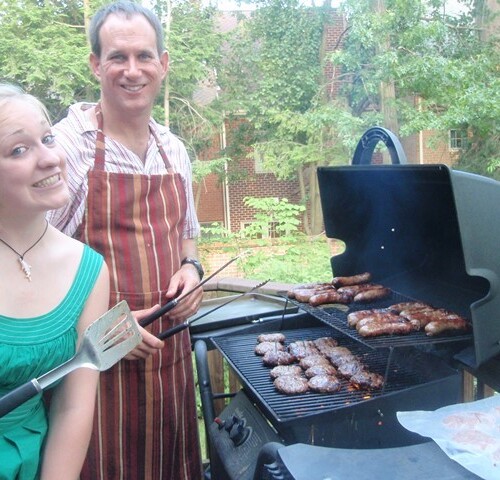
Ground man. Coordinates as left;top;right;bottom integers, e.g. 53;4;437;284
47;1;204;478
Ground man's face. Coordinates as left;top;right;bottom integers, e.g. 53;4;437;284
90;13;168;116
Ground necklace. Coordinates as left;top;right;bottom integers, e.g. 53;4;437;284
0;220;49;282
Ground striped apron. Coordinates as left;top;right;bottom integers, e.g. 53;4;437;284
78;105;202;480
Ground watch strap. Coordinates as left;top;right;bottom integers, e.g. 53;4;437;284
181;257;204;280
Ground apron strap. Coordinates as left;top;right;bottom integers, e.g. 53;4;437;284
94;103;173;171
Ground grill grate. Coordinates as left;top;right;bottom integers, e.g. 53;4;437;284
212;326;452;426
280;291;473;349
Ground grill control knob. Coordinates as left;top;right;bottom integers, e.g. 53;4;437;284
213;417;225;430
229;418;250;446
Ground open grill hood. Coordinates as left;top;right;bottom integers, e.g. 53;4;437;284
317;128;500;367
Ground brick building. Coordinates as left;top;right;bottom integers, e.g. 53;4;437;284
195;9;461;236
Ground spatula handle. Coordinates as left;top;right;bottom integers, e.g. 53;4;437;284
0;379;42;418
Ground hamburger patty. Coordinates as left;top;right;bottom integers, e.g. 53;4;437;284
308;375;342;393
274;375;309;395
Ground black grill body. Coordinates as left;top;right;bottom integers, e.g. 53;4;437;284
209;318;461;449
317;164;499;366
198;129;500;479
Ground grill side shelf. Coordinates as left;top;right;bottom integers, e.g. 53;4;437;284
279;292;473;349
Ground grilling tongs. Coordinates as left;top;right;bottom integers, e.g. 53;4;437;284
139;250;250;329
0;301;141;418
156;279;270;340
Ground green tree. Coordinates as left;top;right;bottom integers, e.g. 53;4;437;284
218;0;373;235
0;0;95;120
333;0;500;178
0;0;225;159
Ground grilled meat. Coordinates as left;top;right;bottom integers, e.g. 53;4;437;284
425;317;470;336
332;272;372;287
355;312;403;331
389;302;433;313
353;287;392;303
336;360;366;379
263;350;297;367
270;365;304;379
255;341;285;356
313;336;339;352
347;308;393;327
308;375;342;393
274;375;309;395
257;333;286;344
287;282;333;299
291;288;321;303
357;317;414;337
350;370;385;390
299;355;332;370
309;290;353;306
304;364;337;378
288;340;320;359
337;283;385;296
326;347;359;367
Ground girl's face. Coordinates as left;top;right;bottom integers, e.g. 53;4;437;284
0;98;69;216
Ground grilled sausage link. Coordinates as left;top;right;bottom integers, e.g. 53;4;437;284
287;282;333;299
353;287;391;303
425;317;469;336
338;283;385;295
347;308;393;327
309;290;353;306
357;318;413;337
332;272;372;287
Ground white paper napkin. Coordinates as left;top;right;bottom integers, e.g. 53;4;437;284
397;395;500;480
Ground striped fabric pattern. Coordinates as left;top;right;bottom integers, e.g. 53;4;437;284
78;159;202;478
47;103;200;240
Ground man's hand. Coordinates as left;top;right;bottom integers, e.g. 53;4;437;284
164;265;203;323
125;305;165;360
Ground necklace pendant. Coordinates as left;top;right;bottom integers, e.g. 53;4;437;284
19;257;32;282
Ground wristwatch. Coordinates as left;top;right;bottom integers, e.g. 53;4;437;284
181;257;205;280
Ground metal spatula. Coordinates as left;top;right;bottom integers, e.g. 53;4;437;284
0;300;141;418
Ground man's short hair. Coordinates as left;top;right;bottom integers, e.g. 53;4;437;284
89;1;165;57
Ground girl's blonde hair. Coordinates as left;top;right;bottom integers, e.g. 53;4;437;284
0;83;51;124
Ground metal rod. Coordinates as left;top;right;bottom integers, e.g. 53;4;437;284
156;279;270;340
140;250;250;328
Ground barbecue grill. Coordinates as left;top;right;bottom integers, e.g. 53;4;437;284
195;127;499;480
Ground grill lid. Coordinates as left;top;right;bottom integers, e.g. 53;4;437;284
317;128;499;367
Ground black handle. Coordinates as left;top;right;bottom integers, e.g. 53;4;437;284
157;322;189;340
139;298;178;328
0;380;42;418
351;126;407;165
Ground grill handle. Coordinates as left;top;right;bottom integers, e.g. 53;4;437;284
352;127;407;165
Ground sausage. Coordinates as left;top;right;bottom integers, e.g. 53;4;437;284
388;302;432;313
357;318;413;337
332;272;372;287
287;282;333;298
337;283;384;295
355;312;402;331
309;290;353;306
291;288;319;303
353;287;391;303
425;317;469;336
347;308;392;327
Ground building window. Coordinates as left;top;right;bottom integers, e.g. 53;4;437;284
199;222;226;240
254;150;272;174
241;221;280;239
450;129;468;149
